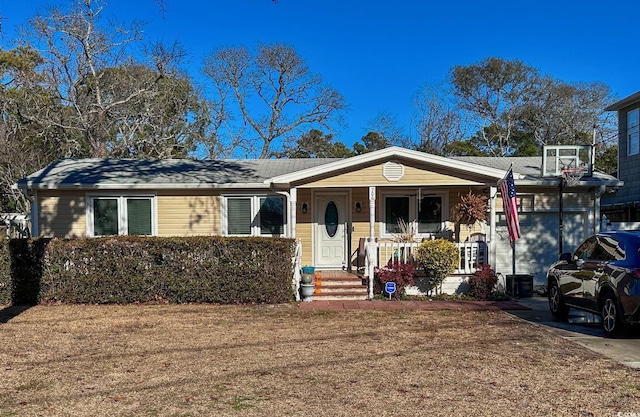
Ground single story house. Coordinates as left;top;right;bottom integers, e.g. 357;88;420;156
14;146;621;299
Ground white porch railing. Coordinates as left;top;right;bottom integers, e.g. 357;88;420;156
292;239;302;301
363;239;488;299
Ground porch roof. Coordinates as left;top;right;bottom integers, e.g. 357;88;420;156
266;146;512;188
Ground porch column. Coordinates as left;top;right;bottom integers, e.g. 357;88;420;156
489;185;497;272
290;187;297;238
368;186;376;238
368;186;376;300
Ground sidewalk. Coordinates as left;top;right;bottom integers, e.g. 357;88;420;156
298;299;529;311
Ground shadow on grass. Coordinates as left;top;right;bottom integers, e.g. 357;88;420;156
0;305;32;324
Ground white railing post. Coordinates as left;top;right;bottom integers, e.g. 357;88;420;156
365;238;377;299
292;239;302;301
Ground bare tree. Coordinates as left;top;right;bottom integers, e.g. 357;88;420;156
202;43;347;158
520;79;615;147
410;83;467;155
16;0;204;158
367;111;406;147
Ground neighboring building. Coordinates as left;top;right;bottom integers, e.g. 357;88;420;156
14;147;620;296
603;91;640;224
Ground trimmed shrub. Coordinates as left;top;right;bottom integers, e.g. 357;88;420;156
415;239;459;294
36;235;295;304
0;239;10;304
9;238;49;305
467;264;497;300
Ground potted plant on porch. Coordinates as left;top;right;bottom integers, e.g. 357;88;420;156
300;266;315;302
451;190;488;242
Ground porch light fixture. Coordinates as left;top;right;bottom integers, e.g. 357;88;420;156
302;202;308;213
355;201;362;212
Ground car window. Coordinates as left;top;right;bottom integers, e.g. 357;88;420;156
575;236;597;260
591;236;625;262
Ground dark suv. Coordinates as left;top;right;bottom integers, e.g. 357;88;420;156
547;230;640;337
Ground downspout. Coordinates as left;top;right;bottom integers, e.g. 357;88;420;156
270;183;301;301
269;183;293;238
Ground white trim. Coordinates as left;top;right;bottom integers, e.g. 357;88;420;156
378;188;448;239
266;146;510;186
312;190;351;269
220;193;288;237
85;192;157;237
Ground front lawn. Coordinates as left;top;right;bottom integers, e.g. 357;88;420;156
0;304;638;416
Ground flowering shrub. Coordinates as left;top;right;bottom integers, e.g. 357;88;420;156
467;264;497;300
375;261;416;299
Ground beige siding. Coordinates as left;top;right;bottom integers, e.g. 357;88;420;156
295;188;313;266
38;191;86;238
495;188;589;212
157;192;220;236
302;162;482;187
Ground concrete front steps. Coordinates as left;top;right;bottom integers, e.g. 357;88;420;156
312;270;368;301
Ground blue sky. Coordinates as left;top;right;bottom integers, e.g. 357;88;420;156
1;0;638;148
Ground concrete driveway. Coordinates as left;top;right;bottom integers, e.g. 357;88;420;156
506;295;640;369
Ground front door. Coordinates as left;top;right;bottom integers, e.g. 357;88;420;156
315;193;348;269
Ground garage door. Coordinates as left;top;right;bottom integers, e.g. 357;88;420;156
493;211;589;286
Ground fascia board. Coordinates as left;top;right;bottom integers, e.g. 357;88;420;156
265;146;512;186
14;182;271;191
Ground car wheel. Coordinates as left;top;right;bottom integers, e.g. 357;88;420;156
548;280;569;321
601;293;623;338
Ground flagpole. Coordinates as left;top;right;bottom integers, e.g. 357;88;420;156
511;238;516;297
499;163;521;298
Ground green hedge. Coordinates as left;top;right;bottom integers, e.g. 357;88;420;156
5;236;295;305
0;239;10;304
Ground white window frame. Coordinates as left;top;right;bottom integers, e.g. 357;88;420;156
86;193;157;237
627;108;639;156
379;189;448;238
221;194;287;237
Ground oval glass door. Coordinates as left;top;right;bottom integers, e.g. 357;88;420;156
324;201;339;237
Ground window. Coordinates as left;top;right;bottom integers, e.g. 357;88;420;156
87;195;155;236
628;108;639;156
385;196;410;233
224;195;286;236
382;191;445;236
418;196;442;233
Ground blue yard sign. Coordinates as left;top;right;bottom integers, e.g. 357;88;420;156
385;282;396;300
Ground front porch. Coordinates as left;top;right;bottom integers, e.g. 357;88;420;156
293;239;488;301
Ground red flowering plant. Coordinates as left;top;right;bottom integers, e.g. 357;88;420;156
375;261;416;299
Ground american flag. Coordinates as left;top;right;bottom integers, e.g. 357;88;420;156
499;167;521;241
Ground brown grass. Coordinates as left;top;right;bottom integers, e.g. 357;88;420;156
1;304;639;416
